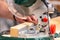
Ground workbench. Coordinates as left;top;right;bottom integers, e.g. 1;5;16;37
50;17;60;40
0;17;60;40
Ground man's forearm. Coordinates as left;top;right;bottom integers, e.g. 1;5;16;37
0;0;14;20
0;12;14;20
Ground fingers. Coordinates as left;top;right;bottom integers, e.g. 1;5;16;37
30;15;38;24
16;15;38;25
27;16;38;25
30;15;37;21
27;16;33;22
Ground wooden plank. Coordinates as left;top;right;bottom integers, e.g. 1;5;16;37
50;17;60;33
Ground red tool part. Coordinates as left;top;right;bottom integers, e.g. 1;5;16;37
42;17;48;22
50;24;56;34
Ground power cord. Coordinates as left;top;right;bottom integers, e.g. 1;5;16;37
13;15;17;25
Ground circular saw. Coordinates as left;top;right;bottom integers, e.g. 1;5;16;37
6;0;36;19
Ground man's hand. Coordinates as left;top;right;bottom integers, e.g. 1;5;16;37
0;0;38;25
16;15;38;25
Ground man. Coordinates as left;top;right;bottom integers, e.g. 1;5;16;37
0;0;53;34
0;0;38;33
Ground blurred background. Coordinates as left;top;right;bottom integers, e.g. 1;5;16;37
49;0;60;12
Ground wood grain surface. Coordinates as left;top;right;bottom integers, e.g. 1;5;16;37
50;17;60;40
50;17;60;33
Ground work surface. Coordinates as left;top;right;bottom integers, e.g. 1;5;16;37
0;17;60;40
50;17;60;40
50;17;60;33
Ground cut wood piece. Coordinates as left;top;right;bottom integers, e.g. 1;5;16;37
10;24;27;37
10;28;18;37
10;22;34;37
